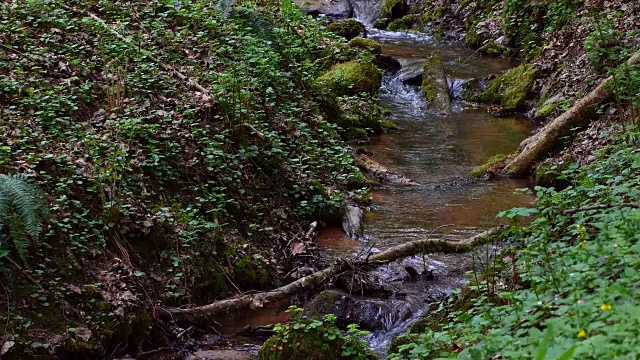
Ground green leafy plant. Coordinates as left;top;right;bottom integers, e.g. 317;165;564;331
259;306;375;360
0;174;48;264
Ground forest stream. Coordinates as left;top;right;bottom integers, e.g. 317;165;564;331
196;30;536;358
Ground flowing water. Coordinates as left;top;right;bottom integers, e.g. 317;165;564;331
317;31;535;354
200;29;536;359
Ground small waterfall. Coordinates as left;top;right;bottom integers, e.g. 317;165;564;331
349;0;383;26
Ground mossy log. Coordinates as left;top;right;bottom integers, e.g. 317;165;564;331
422;50;451;115
502;50;640;176
160;226;505;322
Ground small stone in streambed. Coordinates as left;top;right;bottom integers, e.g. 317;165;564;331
422;269;435;281
404;265;419;278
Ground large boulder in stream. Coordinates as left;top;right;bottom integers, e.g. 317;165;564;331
304;290;414;331
327;19;366;41
422;50;451;115
316;61;382;96
293;0;352;19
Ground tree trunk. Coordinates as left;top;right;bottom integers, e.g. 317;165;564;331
160;226;505;322
502;50;640;176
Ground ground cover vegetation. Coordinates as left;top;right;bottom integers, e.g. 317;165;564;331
0;0;389;357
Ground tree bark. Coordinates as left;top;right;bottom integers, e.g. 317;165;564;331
160;226;506;322
502;50;640;176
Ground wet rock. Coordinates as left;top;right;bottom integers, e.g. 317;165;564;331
471;63;539;112
400;68;423;86
186;350;253;360
342;205;363;238
327;19;366;40
293;0;352;19
422;50;451;115
377;54;401;74
304;290;413;331
404;266;419;278
348;37;382;56
316;61;382;96
380;0;408;21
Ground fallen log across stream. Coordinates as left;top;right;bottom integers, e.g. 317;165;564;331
502;50;640;176
161;226;506;322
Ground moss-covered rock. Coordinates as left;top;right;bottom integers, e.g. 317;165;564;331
381;0;408;20
316;61;382;96
478;41;504;56
327;19;366;41
534;157;573;188
348;37;382;56
373;17;389;29
473;63;539;111
387;14;419;31
420;7;445;25
422;50;450;115
380;119;398;130
233;256;269;289
335;95;387;140
258;321;376;360
463;22;484;48
469;154;507;178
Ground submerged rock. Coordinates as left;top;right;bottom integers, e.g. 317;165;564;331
293;0;352;19
342;205;363;238
422;50;451;115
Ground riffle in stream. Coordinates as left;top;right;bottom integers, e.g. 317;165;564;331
317;31;535;355
197;31;535;358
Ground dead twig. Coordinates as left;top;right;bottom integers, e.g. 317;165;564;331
561;203;640;215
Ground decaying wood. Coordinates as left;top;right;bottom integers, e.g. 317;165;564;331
356;154;418;185
561;203;640;215
502;50;640;176
161;226;506;322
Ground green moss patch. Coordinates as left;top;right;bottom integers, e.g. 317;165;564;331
387;14;419;31
381;0;407;19
348;37;382;56
474;63;539;111
422;50;450;114
327;19;366;40
316;61;382;96
478;41;504;56
233;256;269;290
469;154;507;177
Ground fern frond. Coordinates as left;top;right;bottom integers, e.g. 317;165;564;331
6;213;30;264
0;173;49;263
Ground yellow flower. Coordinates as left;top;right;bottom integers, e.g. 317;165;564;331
578;241;586;247
578;329;586;338
601;304;612;311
